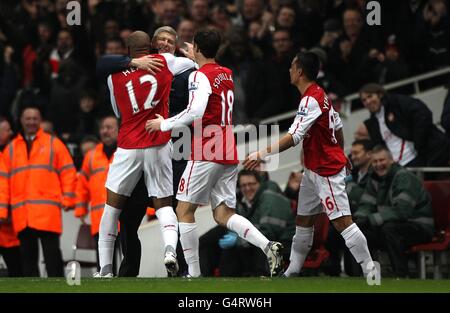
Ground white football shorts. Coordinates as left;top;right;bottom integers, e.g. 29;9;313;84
297;167;351;220
105;142;173;198
176;161;237;209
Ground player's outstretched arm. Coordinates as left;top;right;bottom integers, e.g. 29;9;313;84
96;55;164;82
145;70;210;133
243;134;295;170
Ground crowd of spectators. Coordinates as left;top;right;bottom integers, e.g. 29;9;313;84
1;0;449;162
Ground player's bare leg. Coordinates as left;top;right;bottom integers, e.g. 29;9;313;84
332;215;374;276
176;201;200;277
96;189;128;278
214;203;284;277
283;214;317;277
153;196;179;276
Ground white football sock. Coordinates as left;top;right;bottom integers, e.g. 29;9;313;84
341;223;373;275
179;222;200;277
284;225;314;277
98;204;121;274
226;213;270;251
155;206;178;254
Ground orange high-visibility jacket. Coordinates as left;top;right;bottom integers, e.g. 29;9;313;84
0;151;19;248
75;143;114;236
3;129;77;234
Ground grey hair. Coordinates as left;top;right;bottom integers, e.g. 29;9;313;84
153;26;178;41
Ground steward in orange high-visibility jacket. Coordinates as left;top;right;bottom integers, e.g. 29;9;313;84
4;128;77;234
75;142;114;236
3;105;77;277
0;151;22;276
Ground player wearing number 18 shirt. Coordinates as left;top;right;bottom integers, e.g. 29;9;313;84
146;29;284;278
244;52;375;279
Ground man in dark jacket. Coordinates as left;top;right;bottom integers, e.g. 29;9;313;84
354;145;434;277
360;83;449;167
441;88;450;145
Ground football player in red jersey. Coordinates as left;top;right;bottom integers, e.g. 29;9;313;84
95;31;196;278
146;29;284;278
244;52;375;278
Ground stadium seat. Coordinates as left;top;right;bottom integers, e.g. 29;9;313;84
303;213;330;269
409;181;450;279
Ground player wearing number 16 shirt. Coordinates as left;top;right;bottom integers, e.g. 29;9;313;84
244;52;375;279
95;31;196;278
146;29;284;278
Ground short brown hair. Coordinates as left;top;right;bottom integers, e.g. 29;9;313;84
359;83;386;96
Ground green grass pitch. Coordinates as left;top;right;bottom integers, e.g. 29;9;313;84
1;277;450;293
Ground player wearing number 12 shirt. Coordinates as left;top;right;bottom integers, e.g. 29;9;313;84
146;29;284;278
95;31;195;278
244;52;375;279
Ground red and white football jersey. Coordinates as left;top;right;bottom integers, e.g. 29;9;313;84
288;83;347;176
107;53;194;149
161;63;238;164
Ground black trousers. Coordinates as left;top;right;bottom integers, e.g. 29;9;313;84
118;176;149;277
172;158;188;276
360;221;433;277
0;246;23;277
324;225;361;277
199;225;270;277
18;227;64;277
199;225;227;277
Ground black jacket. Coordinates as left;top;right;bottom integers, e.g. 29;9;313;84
364;93;449;166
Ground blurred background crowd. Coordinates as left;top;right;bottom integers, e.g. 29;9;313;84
0;0;449;167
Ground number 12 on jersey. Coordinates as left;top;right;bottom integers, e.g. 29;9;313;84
125;74;159;114
220;90;234;126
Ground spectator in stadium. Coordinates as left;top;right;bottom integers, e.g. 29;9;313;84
189;0;212;29
79;135;99;157
200;170;294;277
1;45;19;119
354;145;434;278
361;35;410;85
103;37;126;56
177;19;195;48
415;0;450;71
441;86;450;145
234;0;269;30
328;7;378;94
211;3;233;33
217;26;278;123
0;117;13;151
47;59;88;140
264;29;300;118
40;119;55;135
75;89;102;142
309;46;346;101
360;83;450;167
319;19;342;52
3;104;77;277
0;116;21;277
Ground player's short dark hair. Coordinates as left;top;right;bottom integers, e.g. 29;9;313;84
193;28;222;59
294;52;320;81
352;139;374;152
